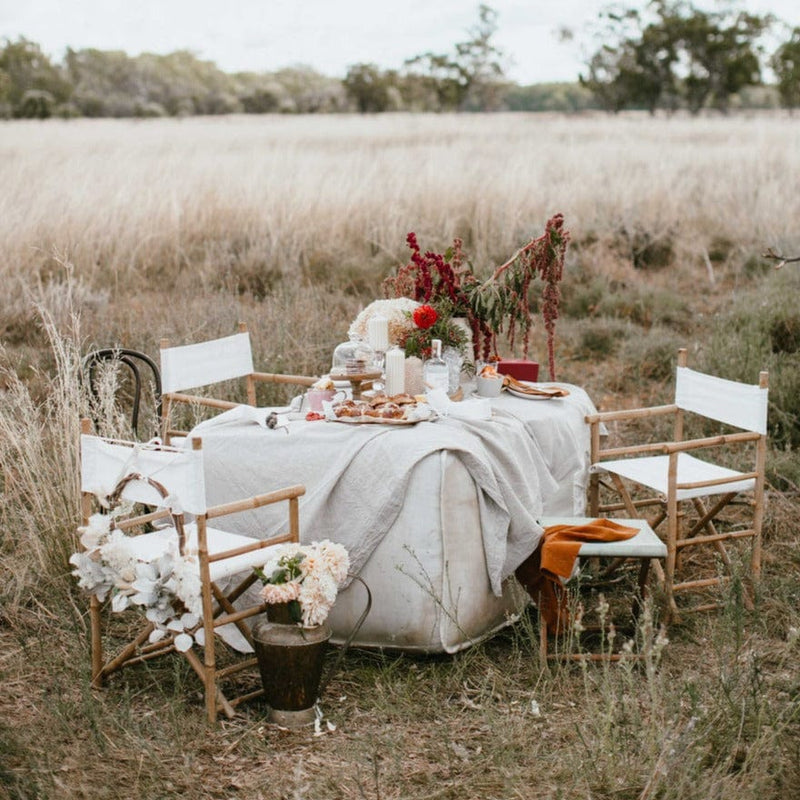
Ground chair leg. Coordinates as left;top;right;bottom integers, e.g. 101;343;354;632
610;474;641;519
90;595;104;687
665;499;681;623
182;647;236;720
539;616;549;670
588;472;600;516
633;559;652;618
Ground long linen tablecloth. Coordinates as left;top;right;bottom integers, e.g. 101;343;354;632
190;384;597;652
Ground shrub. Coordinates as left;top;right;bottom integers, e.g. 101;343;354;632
570;317;630;360
702;270;800;449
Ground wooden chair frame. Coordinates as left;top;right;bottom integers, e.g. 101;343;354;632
160;322;317;443
586;349;768;621
79;418;306;724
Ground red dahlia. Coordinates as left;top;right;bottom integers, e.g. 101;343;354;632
413;305;438;329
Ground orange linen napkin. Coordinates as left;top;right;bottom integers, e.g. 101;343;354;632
515;519;639;633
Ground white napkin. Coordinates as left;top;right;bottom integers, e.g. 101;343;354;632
425;388;492;421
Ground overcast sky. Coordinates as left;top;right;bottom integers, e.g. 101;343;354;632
2;1;798;85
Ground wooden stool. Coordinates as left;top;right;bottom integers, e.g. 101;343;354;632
537;517;667;667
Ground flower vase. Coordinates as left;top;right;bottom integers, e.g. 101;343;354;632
443;346;464;395
251;608;331;728
452;317;474;367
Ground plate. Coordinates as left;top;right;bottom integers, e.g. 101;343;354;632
505;382;570;400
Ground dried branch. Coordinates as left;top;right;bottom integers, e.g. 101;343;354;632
762;247;800;269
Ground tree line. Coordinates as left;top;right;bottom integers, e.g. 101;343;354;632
1;3;799;120
581;1;800;114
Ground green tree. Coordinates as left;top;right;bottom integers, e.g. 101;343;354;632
0;37;71;117
674;6;768;113
581;2;771;115
771;27;800;111
343;63;395;112
404;4;507;111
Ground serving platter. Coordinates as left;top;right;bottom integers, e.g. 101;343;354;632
329;415;421;426
505;381;570;400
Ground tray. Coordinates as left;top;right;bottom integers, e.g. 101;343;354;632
330;415;421;426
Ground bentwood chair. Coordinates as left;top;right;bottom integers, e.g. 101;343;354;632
82;348;162;439
159;322;317;444
586;349;768;621
74;418;305;724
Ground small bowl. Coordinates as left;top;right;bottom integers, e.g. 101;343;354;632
476;374;504;398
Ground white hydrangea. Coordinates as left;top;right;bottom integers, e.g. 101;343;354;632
348;298;420;346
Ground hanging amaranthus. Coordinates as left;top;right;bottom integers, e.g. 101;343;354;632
474;213;570;379
382;214;570;379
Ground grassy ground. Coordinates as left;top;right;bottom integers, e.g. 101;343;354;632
1;112;799;799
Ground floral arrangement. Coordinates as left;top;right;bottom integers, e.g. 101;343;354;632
254;540;350;628
381;215;570;379
70;510;203;652
348;297;420;346
399;301;468;360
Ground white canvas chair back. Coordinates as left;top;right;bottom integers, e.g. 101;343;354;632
675;367;768;434
161;332;254;394
80;434;206;515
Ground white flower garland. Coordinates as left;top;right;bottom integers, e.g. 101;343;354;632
70;511;203;652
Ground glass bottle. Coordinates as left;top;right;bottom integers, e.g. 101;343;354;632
424;338;449;394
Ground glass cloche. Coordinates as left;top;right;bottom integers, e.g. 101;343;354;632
331;335;376;376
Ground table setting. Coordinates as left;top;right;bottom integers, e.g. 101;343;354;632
183;216;593;652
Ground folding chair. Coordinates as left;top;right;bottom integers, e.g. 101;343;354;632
74;418;306;724
586;349;768;621
160;322;317;444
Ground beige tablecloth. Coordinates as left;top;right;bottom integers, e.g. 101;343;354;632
189;384;597;652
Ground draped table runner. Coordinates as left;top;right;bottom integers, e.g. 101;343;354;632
190;383;597;652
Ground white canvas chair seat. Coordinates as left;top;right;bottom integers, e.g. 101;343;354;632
544;517;668;559
535;518;667;666
75;419;305;725
115;524;288;583
587;348;768;622
160;322;317;444
595;453;757;501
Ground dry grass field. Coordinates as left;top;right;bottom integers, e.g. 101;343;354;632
1;112;799;799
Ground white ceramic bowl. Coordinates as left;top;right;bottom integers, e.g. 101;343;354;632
476;374;504;398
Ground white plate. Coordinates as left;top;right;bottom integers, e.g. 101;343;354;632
505;382;570;400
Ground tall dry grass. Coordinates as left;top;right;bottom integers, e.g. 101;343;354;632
2;113;798;292
1;112;799;799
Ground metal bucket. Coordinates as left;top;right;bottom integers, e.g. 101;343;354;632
252;577;372;728
251;616;332;728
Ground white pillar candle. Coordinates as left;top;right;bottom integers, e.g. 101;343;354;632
384;347;405;396
368;315;389;352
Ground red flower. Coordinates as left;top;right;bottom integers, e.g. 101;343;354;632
413;304;438;330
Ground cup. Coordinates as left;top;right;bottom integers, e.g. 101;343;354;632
476;374;504;398
306;388;345;412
